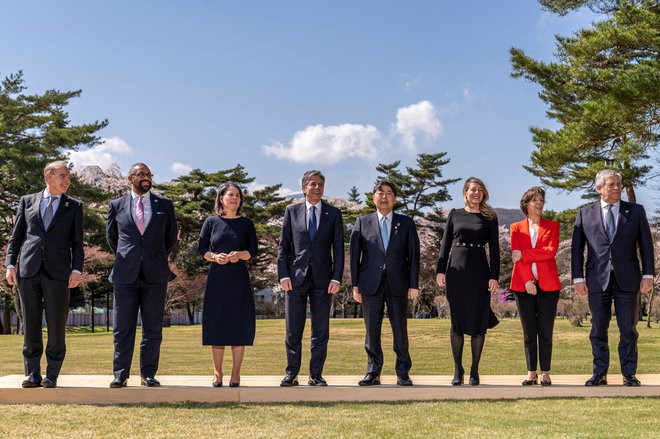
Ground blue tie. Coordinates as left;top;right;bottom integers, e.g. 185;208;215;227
308;205;317;240
380;216;389;250
605;204;615;241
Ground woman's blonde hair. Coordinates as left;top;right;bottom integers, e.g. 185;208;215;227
463;177;497;221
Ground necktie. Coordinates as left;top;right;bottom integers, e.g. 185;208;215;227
136;196;145;235
43;196;56;229
380;216;389;250
605;204;615;241
308;205;317;240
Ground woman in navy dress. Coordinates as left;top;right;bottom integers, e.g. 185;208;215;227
198;181;258;387
436;177;500;386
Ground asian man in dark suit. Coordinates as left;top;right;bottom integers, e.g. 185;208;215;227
350;180;420;386
572;169;654;387
5;161;84;388
107;163;178;388
278;170;344;387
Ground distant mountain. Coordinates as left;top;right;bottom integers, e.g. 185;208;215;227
76;164;127;194
494;208;526;228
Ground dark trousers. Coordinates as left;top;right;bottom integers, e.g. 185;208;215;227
361;272;411;376
112;273;167;379
284;269;330;376
513;288;559;372
588;272;639;376
19;269;70;378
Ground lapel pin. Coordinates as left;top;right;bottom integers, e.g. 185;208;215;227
65;201;69;208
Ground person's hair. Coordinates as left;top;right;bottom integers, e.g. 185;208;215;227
463;177;496;220
519;186;546;215
44;160;69;175
372;179;398;197
215;181;243;215
301;170;325;189
129;162;150;175
595;169;622;189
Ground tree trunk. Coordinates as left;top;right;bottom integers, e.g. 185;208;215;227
186;302;194;324
625;183;636;203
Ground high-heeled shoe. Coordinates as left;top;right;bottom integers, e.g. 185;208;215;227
469;373;480;386
540;374;552;386
212;380;223;387
522;375;538;386
229;381;240;387
451;368;465;386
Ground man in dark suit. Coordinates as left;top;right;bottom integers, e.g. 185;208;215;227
350;180;420;386
5;161;84;388
572;169;654;387
277;170;344;387
107;162;178;388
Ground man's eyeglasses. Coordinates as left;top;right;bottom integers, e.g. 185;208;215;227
131;172;153;179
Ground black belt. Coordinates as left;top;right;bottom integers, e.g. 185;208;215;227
453;242;485;248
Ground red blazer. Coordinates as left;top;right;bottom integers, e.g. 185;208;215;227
509;217;561;292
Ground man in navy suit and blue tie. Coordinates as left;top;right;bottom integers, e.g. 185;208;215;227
5;161;84;388
278;170;344;387
350;180;420;386
106;162;178;388
572;169;654;387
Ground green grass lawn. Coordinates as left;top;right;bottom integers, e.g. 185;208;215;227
1;318;659;438
1;318;659;376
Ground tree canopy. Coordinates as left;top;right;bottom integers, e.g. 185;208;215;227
510;1;659;201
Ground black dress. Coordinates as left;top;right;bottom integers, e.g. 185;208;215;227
436;208;500;336
198;216;258;346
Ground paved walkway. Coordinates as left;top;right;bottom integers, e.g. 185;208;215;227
1;374;659;404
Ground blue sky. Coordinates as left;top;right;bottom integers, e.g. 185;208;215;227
3;1;650;211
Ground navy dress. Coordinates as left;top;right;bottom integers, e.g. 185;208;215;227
198;216;258;346
436;208;500;336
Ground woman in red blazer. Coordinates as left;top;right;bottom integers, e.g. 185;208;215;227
510;187;561;386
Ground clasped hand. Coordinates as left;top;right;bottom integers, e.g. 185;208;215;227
213;251;242;265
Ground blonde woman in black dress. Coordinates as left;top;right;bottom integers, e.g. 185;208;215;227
436;177;500;386
198;182;258;387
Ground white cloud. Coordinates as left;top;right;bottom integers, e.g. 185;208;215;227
393;100;442;151
171;162;193;175
67;137;133;169
263;123;383;165
263;100;443;164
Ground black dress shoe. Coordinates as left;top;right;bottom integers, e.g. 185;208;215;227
451;368;464;386
623;375;641;387
396;374;413;386
21;374;42;388
358;372;381;386
280;373;299;387
522;376;538;386
585;373;607;386
109;377;128;388
308;376;328;386
141;377;161;387
469;373;480;386
41;376;57;388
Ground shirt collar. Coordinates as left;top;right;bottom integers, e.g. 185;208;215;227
376;210;393;223
600;199;621;208
42;189;60;200
305;200;322;210
131;190;151;199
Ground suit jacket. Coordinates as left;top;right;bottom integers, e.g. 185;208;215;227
277;201;344;288
510;217;562;292
106;192;178;284
571;200;654;292
349;212;420;296
6;192;84;281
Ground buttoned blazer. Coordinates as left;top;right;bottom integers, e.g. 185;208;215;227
5;192;84;281
277;201;344;288
571;200;654;292
106;193;178;284
349;212;420;296
509;217;562;292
